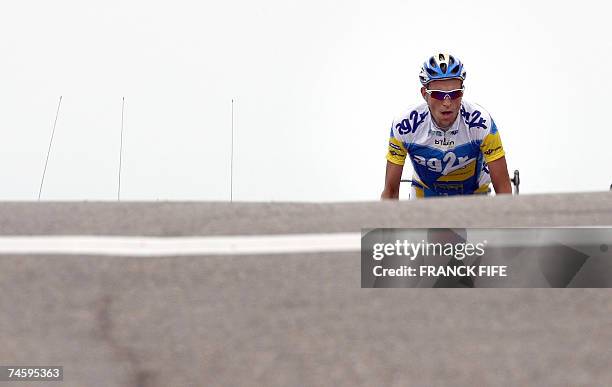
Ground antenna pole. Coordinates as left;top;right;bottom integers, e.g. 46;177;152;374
118;97;125;201
231;99;234;202
38;96;63;200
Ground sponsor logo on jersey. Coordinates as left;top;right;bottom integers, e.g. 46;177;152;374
396;110;429;135
460;106;488;130
412;152;474;175
434;138;455;147
484;146;502;155
433;182;464;194
388;143;402;151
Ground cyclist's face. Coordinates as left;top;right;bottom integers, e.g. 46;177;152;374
421;78;463;129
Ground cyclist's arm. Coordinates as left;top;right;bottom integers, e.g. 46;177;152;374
487;156;512;194
381;161;403;199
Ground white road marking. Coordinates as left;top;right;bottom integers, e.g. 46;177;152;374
0;233;362;256
0;228;608;257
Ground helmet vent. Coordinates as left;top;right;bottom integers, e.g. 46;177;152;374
429;57;436;67
426;67;437;76
440;63;447;73
439;53;445;62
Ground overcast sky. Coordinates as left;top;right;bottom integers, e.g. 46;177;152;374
1;0;610;201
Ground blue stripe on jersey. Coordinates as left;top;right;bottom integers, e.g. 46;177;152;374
406;143;445;158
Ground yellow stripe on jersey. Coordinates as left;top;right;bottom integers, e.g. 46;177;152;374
436;160;476;182
413;185;425;198
475;184;491;194
386;137;408;166
413;177;430;189
480;132;505;163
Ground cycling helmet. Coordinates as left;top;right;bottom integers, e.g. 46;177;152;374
419;53;466;85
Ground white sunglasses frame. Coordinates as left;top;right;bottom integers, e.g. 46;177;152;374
424;87;465;100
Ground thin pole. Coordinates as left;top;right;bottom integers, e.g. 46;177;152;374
38;96;63;200
230;99;234;202
118;97;125;201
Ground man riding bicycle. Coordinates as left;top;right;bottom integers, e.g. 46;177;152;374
381;53;512;199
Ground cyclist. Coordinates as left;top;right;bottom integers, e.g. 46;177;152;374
381;53;512;199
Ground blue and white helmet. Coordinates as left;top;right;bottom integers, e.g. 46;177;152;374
419;53;466;85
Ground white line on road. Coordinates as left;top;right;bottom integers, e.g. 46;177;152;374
0;233;362;257
0;229;609;257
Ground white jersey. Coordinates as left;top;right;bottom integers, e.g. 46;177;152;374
386;100;505;198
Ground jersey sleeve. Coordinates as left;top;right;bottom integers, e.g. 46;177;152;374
385;123;408;166
480;118;505;163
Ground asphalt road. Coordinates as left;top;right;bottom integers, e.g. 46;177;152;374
0;192;611;386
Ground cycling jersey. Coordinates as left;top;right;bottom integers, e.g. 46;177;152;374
386;100;505;198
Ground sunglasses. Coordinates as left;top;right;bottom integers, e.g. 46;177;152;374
425;87;464;101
